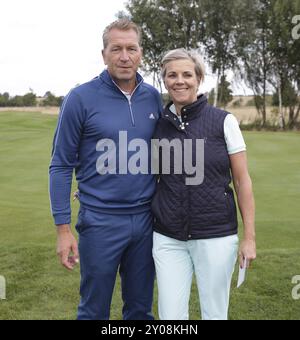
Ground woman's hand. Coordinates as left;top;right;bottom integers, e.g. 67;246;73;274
239;238;256;268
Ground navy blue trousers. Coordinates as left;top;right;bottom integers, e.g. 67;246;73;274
75;207;155;320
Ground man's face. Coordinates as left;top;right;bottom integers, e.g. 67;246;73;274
102;29;142;84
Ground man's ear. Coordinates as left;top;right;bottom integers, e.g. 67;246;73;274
102;49;107;65
138;47;143;67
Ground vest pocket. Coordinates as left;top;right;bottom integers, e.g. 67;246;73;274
224;190;236;220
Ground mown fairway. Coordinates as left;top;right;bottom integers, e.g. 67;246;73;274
0;111;299;320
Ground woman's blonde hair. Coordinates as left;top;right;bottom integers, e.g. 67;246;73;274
161;49;205;83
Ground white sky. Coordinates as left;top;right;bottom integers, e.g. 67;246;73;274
0;0;246;97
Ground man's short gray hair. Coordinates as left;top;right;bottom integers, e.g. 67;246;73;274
102;18;142;49
161;49;205;83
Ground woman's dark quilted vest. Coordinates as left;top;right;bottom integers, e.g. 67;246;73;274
151;95;238;241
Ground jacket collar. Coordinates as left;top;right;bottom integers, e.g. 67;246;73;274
164;94;208;122
161;95;208;132
99;69;144;93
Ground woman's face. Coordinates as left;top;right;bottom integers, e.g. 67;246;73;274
164;59;200;108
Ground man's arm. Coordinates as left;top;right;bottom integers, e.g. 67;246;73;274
49;90;85;269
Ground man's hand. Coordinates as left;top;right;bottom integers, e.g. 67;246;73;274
56;224;79;270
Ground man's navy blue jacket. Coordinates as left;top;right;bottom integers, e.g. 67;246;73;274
49;70;162;226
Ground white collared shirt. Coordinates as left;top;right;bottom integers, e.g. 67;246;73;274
169;104;246;155
121;90;132;101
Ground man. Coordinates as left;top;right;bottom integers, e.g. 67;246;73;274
49;19;163;320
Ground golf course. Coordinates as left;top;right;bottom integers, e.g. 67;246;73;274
0;110;299;320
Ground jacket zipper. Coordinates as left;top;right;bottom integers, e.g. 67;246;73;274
112;79;143;127
127;98;135;127
162;114;191;239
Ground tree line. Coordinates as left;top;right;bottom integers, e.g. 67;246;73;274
0;91;64;108
119;0;300;129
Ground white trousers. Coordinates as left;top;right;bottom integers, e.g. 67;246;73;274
153;232;238;320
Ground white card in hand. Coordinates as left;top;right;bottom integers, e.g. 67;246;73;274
237;258;247;288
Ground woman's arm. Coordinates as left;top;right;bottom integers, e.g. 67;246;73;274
230;151;256;268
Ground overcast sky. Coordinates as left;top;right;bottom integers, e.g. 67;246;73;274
1;0;243;97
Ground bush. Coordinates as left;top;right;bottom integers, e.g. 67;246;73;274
0;92;36;107
246;98;255;107
232;99;242;108
42;92;64;107
0;93;10;107
240;118;287;131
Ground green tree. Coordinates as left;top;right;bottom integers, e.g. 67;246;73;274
124;0;241;103
0;93;10;107
42;92;64;107
235;0;274;127
218;75;233;109
121;0;300;129
123;0;204;92
268;0;300;128
200;0;239;106
272;82;298;108
22;93;37;107
235;0;300;129
208;75;233;109
9;96;24;107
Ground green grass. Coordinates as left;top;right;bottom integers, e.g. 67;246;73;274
0;111;300;320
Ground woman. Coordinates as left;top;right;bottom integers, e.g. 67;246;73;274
152;49;256;320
